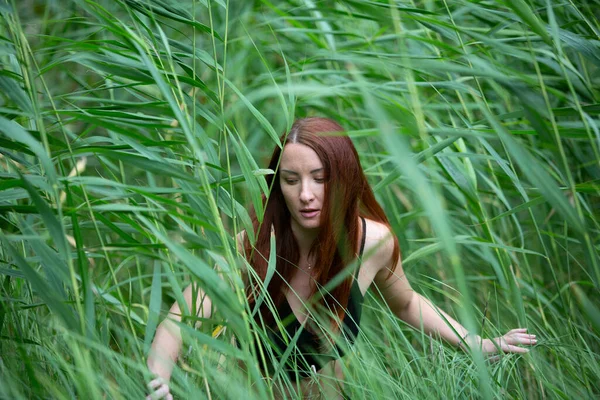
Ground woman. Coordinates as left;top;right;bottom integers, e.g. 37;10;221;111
147;117;536;399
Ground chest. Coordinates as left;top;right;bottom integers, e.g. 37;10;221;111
283;265;374;324
284;271;314;323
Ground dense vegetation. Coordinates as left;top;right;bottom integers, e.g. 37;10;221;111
1;0;599;398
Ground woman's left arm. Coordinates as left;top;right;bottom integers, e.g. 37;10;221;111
370;234;536;354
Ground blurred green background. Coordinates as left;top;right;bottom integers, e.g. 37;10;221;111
1;0;599;398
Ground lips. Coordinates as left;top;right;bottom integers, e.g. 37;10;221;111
300;209;320;218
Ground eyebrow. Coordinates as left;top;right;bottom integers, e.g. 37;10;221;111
280;168;324;175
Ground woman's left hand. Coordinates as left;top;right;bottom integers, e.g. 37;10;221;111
480;328;537;354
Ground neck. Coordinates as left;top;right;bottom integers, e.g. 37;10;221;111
291;219;320;254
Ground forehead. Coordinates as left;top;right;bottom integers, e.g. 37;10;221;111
280;143;323;172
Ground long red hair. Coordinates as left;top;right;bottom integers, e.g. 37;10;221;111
245;117;400;330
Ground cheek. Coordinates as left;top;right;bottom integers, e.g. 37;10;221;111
315;184;325;200
280;185;295;206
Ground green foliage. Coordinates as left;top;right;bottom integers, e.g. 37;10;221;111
1;0;599;398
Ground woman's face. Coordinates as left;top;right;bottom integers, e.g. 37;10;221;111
279;143;325;233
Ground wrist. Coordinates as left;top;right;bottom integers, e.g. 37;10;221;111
147;359;172;382
456;332;482;351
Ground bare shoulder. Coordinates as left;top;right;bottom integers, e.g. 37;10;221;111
361;218;396;271
234;230;250;279
235;230;247;252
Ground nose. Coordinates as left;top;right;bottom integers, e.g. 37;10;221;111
299;181;315;203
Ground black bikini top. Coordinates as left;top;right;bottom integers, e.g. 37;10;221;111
264;217;367;380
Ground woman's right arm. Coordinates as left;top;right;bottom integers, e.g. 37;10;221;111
146;232;243;398
147;283;213;382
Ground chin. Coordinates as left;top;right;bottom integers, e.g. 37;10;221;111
294;218;321;231
303;222;321;230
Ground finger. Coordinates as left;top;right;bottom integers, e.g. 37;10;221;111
512;331;535;336
152;384;170;399
166;394;173;400
514;333;537;340
503;344;530;354
505;334;536;345
507;328;528;334
147;378;164;390
510;334;537;344
515;337;538;346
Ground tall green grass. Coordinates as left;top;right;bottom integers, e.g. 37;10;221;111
1;0;598;398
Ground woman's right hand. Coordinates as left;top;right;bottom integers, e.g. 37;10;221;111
146;376;172;400
146;283;213;399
